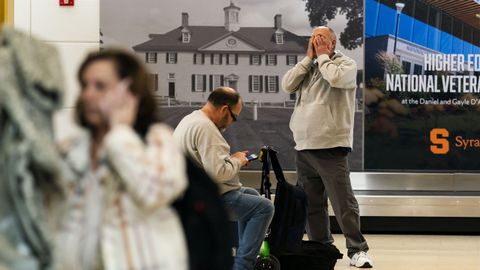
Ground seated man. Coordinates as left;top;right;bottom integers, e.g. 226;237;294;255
174;87;274;270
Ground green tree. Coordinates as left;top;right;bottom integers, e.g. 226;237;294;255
304;0;363;50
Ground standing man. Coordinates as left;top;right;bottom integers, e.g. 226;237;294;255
173;87;274;270
282;26;373;268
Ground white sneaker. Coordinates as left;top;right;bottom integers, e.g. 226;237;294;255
350;251;373;268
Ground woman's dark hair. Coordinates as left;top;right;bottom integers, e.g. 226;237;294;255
76;48;157;138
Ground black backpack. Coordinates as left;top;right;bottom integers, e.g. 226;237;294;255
260;147;343;270
173;157;234;270
260;147;307;255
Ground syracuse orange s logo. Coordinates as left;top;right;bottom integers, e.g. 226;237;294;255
430;128;449;154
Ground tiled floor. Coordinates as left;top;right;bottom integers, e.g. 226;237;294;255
331;234;480;270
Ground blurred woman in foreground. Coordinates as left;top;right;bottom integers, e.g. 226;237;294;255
54;49;188;270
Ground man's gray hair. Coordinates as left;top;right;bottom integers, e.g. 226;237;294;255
315;26;336;41
315;26;336;50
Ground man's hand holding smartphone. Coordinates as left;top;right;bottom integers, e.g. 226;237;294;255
246;153;259;162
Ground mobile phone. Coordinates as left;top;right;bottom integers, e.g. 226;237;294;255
246;153;259;161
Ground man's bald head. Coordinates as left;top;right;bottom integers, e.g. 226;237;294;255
312;26;337;51
207;87;241;108
314;26;336;40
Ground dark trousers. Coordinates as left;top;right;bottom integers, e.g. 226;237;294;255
296;149;368;258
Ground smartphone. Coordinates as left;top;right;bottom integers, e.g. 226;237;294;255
246;153;259;161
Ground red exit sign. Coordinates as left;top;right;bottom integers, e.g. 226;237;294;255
59;0;74;6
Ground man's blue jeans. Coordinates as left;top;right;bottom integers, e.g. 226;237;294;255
222;187;274;270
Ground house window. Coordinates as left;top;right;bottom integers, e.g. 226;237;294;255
211;54;222;65
166;52;177;64
182;32;190;43
209;74;224;91
168;73;175;79
149;73;158;91
266;54;277;66
193;53;205;64
146;52;157;63
265;76;279;93
191;74;207;92
402;61;411;74
413;64;423;75
250;54;261;65
249;75;263;93
286;55;298;66
226;54;238;65
275;33;284;44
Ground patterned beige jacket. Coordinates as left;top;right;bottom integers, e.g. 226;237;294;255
54;124;188;270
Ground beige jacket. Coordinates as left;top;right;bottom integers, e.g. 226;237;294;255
282;52;357;150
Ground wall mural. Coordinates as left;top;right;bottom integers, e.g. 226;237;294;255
101;0;364;170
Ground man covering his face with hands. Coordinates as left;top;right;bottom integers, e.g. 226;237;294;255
282;26;373;268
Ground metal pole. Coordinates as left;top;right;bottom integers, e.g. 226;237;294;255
393;12;400;56
393;2;404;56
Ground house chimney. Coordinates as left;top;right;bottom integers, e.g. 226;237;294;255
274;14;282;29
182;12;189;28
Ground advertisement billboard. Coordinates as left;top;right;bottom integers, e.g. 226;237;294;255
365;0;480;171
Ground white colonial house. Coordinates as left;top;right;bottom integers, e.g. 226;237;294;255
133;1;307;104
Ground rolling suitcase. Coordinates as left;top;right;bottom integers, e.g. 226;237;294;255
256;146;343;270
